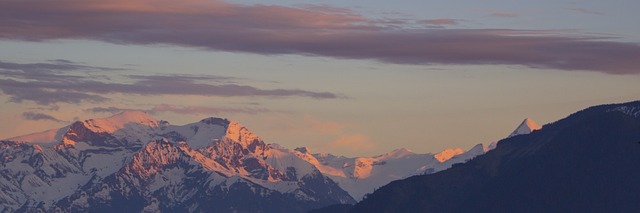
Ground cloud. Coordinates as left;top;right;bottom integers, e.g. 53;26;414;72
149;104;270;115
1;0;639;74
490;12;519;17
567;8;606;16
420;19;460;26
22;112;66;123
127;74;239;84
0;60;122;73
3;84;110;105
84;104;270;116
324;133;374;151
0;60;340;105
84;107;130;114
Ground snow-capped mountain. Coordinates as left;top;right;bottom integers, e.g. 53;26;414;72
280;144;487;200
508;118;541;138
1;112;352;212
1;111;491;212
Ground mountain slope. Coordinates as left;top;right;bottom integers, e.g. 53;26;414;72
508;118;541;137
1;112;354;212
303;144;486;200
2;111;501;212
350;101;640;212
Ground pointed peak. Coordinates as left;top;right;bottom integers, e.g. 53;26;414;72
468;143;485;152
523;118;541;128
508;118;542;138
80;111;159;133
467;144;486;155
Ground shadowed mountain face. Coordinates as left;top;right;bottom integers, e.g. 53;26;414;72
348;101;640;213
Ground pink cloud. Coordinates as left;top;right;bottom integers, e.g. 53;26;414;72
421;19;460;26
490;12;519;17
1;0;639;74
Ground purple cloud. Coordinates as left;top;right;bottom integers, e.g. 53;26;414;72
0;60;339;105
84;107;130;114
420;19;460;26
0;60;122;73
2;83;110;105
567;8;606;16
150;104;270;115
84;104;270;115
0;0;639;74
22;112;66;123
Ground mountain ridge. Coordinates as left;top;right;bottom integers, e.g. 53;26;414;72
1;111;492;212
347;100;640;213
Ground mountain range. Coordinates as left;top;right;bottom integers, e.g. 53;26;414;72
1;111;506;212
333;100;640;212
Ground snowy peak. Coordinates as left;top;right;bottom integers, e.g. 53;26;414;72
224;121;261;148
6;127;68;145
81;111;159;133
434;148;464;162
4;111;159;145
55;111;160;148
508;118;541;138
377;148;414;160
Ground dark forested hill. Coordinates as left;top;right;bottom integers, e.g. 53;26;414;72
348;101;640;213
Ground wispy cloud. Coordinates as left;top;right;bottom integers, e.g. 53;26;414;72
490;12;519;18
0;60;340;105
84;107;128;114
567;8;606;16
22;112;66;123
84;104;270;116
1;0;639;74
0;60;122;73
150;104;270;115
420;19;460;26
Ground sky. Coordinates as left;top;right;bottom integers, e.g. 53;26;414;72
1;0;640;157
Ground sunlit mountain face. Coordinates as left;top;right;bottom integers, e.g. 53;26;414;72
1;111;496;212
